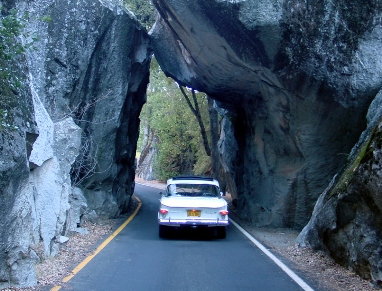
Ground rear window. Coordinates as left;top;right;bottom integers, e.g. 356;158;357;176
167;183;220;197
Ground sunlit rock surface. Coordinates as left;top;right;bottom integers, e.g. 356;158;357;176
0;0;151;287
151;0;382;228
24;0;151;218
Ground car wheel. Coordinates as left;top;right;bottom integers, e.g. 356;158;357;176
159;225;168;238
216;226;226;239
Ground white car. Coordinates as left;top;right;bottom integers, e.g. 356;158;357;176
158;176;229;238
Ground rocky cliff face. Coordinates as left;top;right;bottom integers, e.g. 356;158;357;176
150;0;382;284
298;89;382;286
24;0;151;218
150;0;382;229
0;0;151;288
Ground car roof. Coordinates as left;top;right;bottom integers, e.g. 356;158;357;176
167;176;220;187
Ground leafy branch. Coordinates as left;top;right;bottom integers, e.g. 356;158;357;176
0;7;40;131
179;86;211;156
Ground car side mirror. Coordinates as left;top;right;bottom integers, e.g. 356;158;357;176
220;191;225;197
159;191;163;196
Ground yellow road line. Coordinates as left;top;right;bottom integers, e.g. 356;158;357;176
51;196;142;290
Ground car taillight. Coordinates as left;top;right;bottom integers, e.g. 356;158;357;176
159;209;168;215
220;210;229;216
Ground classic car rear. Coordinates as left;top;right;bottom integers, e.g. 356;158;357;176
158;176;229;238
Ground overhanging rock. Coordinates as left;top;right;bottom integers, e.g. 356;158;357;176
150;0;382;228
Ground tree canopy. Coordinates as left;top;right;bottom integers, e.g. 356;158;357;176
0;7;29;130
138;58;211;181
123;0;155;30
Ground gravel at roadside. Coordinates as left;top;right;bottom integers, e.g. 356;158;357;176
2;178;378;291
0;197;139;291
136;178;379;291
228;212;378;291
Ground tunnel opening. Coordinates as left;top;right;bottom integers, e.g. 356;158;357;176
129;0;375;230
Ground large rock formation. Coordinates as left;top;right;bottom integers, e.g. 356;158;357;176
0;0;151;288
298;89;382;286
0;55;40;288
150;0;382;229
23;0;151;218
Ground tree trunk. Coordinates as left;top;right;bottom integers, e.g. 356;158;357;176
136;126;155;176
179;86;211;157
208;96;220;180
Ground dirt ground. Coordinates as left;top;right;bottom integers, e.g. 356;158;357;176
227;216;379;291
3;178;379;291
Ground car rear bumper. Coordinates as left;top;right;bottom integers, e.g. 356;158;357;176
158;218;229;227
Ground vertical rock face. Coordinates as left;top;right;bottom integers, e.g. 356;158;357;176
298;90;382;285
0;0;151;288
30;118;82;258
0;75;38;288
150;0;382;229
24;0;151;217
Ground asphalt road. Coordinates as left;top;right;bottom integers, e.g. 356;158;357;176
60;184;308;291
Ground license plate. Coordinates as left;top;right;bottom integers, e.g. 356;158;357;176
187;210;201;217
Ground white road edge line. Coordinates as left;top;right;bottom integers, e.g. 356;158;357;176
230;218;315;291
136;182;314;290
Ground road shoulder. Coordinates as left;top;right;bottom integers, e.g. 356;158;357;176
135;177;378;291
19;178;377;291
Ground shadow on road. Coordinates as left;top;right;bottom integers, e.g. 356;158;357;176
159;227;224;241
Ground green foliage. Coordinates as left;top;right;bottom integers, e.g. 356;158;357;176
139;58;211;181
326;123;376;201
0;7;42;131
0;8;25;92
0;7;26;130
123;0;155;30
193;149;210;175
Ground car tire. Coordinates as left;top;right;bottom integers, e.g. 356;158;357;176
159;225;168;238
216;226;226;239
